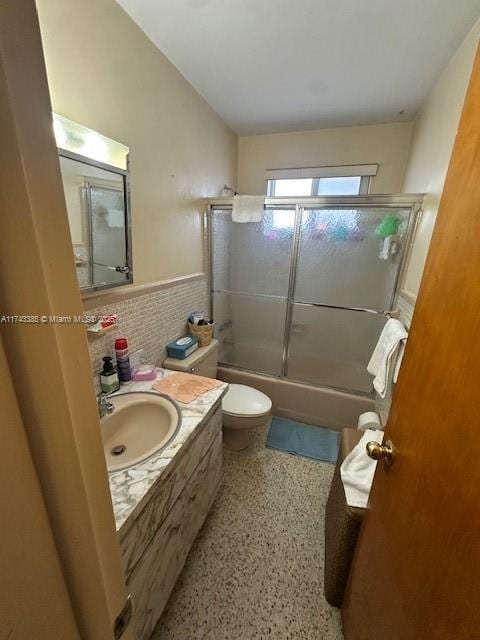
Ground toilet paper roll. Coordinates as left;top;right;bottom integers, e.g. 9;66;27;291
357;411;382;431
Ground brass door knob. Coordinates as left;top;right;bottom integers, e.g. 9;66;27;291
366;440;394;463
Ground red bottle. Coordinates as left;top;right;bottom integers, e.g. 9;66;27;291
115;337;132;385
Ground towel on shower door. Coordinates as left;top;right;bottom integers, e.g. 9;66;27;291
232;195;265;223
393;338;407;383
367;318;408;398
340;429;384;509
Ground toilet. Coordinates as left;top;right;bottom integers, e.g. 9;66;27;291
163;339;272;450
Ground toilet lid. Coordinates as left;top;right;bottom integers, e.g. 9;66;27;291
222;384;272;418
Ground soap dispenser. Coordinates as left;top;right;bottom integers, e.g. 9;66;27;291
100;356;120;394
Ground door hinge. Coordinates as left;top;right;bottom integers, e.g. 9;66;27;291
113;594;132;640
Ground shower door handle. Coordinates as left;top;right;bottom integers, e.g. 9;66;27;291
92;261;130;273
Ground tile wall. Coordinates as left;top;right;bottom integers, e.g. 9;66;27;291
87;276;208;374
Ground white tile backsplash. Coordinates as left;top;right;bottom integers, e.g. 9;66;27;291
87;277;208;373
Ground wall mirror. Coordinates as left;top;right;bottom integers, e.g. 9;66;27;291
54;114;132;292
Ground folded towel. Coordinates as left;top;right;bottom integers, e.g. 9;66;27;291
340;429;384;509
152;372;223;404
367;318;408;398
232;195;265;223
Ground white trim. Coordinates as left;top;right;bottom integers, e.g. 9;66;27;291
399;288;417;305
360;176;371;194
265;163;378;181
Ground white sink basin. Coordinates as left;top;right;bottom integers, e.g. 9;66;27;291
101;391;182;472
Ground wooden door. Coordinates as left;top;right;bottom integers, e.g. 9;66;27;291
342;46;480;640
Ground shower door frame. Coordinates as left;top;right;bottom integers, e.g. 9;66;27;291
207;194;424;396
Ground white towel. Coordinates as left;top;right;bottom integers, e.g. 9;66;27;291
106;208;124;228
232;195;265;223
340;429;384;509
393;338;407;383
367;319;408;398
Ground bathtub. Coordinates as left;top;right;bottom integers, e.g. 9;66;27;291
217;366;374;432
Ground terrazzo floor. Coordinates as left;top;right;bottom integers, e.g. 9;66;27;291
152;423;344;640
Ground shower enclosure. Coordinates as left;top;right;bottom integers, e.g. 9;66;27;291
208;195;422;396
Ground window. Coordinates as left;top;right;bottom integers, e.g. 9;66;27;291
265;164;377;197
316;176;362;195
270;178;313;196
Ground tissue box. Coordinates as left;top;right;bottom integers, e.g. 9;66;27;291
166;335;199;360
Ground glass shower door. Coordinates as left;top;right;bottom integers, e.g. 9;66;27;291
286;207;411;392
88;184;128;287
211;208;295;376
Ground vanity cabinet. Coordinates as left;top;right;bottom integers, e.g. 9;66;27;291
119;406;223;640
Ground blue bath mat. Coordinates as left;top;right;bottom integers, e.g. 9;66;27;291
266;417;340;463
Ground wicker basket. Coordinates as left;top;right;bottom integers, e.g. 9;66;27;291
188;322;214;347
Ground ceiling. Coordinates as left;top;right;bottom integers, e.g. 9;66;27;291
116;0;480;135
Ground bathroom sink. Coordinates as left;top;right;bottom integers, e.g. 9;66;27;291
101;391;182;472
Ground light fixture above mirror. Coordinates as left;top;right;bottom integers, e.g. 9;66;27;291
53;113;129;170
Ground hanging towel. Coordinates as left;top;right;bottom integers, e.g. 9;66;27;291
340;429;384;509
106;208;124;228
232;195;265;223
367;318;408;398
393;338;407;383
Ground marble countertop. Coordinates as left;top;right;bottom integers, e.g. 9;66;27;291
108;369;228;531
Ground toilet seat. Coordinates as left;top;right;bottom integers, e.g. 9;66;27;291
222;383;272;418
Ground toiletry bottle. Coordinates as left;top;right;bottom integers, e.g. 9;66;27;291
100;356;120;394
115;337;132;385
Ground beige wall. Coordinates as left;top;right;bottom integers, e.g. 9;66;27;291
401;21;480;299
237;122;413;195
36;0;238;285
37;0;479;298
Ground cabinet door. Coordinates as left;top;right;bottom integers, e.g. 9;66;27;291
128;436;222;640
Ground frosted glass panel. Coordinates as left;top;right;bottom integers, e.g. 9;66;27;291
287;304;386;393
210;201;414;391
90;186;127;286
212;209;294;296
214;292;287;376
295;208;410;310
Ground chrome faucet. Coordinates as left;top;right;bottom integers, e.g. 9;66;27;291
98;393;115;418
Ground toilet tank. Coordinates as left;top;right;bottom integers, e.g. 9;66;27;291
163;339;218;379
